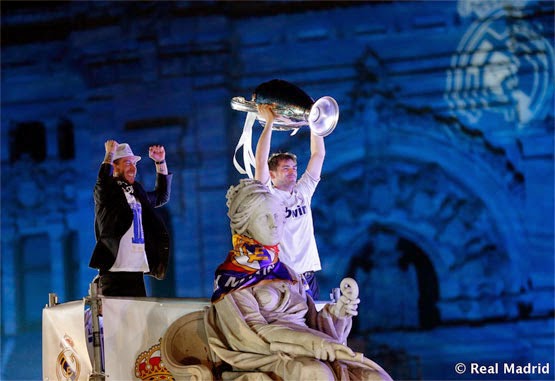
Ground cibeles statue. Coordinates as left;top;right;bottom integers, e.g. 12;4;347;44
205;179;393;381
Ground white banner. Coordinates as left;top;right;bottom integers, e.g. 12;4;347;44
102;297;209;380
42;300;93;381
43;297;322;379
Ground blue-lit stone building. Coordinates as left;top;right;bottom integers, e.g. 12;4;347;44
1;1;553;379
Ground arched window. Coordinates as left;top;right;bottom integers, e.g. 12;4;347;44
346;230;440;332
397;238;441;329
10;121;46;162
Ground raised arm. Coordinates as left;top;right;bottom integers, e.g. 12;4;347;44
147;144;172;207
103;139;118;165
254;104;275;184
305;133;326;180
94;140;118;204
149;144;168;175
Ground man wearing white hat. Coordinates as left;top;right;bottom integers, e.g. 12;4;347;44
89;139;172;297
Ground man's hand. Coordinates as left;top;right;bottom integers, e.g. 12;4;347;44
257;104;276;126
105;140;118;154
149;145;166;162
103;140;118;164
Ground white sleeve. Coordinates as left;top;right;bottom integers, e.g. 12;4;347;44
295;171;320;199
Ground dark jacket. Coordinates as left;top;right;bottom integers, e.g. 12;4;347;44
89;163;172;279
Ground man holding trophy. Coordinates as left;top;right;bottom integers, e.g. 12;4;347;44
231;79;339;300
254;103;326;299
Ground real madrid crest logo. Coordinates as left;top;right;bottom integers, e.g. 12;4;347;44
445;1;553;126
56;335;81;381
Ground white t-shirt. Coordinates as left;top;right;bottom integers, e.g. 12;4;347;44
109;185;149;273
267;172;321;274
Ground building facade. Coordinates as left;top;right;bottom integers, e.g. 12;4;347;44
1;1;553;379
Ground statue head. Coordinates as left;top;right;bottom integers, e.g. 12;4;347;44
226;179;285;246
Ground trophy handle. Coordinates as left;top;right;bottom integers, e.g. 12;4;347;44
230;97;258;113
309;96;339;137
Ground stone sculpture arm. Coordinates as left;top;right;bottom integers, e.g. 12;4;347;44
227;287;356;362
305;278;358;344
269;339;356;362
330;278;360;319
269;341;394;380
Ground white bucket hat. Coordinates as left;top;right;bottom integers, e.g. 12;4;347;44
113;143;141;162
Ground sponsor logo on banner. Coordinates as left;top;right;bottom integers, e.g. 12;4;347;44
134;338;175;381
56;334;81;381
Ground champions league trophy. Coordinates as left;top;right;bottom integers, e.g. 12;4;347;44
231;79;340;137
231;79;340;177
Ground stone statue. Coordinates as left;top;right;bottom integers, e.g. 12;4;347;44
205;178;393;380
